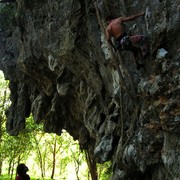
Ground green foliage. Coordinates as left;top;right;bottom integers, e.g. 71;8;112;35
0;174;13;180
0;71;113;179
0;72;10;174
97;161;112;180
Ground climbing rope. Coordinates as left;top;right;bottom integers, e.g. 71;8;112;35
92;0;141;161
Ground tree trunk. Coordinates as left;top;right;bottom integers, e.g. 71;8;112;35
10;160;15;180
51;136;57;179
0;161;2;175
0;90;6;175
33;134;45;178
85;150;98;180
8;160;12;175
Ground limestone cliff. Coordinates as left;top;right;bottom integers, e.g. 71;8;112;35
0;0;179;179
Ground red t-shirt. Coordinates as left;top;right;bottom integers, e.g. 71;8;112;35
15;174;30;180
15;175;21;180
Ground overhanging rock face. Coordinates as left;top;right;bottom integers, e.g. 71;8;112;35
0;0;180;179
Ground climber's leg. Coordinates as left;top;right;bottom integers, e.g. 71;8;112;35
130;45;144;70
129;35;149;59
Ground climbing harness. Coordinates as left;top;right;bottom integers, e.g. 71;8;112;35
115;32;130;50
120;35;131;50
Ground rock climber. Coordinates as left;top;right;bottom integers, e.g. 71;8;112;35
105;12;149;70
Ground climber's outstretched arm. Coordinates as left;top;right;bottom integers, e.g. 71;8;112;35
121;12;145;22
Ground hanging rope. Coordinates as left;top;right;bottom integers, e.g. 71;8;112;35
92;0;141;161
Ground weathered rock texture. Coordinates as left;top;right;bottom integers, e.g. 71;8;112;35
0;0;180;179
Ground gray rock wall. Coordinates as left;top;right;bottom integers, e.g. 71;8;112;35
0;0;179;179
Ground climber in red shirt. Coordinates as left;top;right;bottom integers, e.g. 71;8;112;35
105;12;149;70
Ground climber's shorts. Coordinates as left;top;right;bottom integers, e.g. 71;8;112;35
129;35;149;57
116;32;128;50
116;34;149;57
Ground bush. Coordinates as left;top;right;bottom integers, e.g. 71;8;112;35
0;175;13;180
